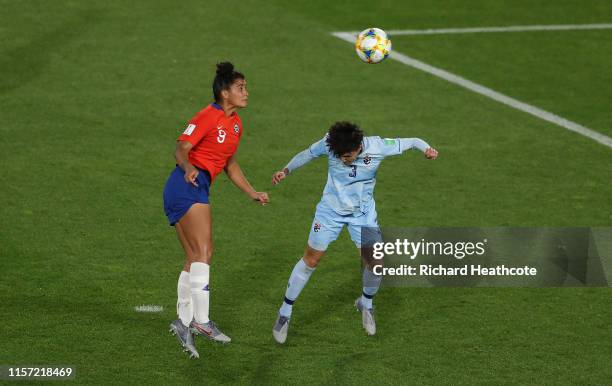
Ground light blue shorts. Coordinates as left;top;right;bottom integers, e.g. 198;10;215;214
308;200;382;251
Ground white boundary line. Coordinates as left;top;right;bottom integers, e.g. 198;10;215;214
338;23;612;36
331;30;612;148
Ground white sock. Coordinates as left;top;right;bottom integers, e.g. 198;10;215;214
177;271;193;327
190;262;210;324
279;258;315;318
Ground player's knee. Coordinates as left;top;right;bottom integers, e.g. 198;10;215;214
303;249;323;268
303;255;319;268
193;245;214;264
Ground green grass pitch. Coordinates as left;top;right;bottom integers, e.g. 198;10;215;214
1;0;611;384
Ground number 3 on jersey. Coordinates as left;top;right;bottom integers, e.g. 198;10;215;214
217;128;226;143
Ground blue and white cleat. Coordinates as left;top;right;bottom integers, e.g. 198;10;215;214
272;314;290;344
355;298;376;336
190;320;231;343
169;319;199;359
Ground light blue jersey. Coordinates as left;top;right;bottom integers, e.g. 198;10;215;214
286;135;430;216
285;135;431;250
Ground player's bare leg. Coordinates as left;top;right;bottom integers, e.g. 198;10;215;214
168;216;199;358
176;223;197;272
273;246;324;344
177;203;231;343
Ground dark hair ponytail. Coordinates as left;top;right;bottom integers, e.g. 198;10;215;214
213;62;245;103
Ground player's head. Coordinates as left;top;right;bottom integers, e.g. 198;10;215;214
326;121;364;165
213;62;248;108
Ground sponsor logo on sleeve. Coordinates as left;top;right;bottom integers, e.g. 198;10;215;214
383;138;396;146
183;124;196;135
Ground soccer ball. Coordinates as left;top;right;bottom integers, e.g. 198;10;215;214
355;28;392;64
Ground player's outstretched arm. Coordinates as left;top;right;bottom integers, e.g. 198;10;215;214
272;138;327;185
399;138;438;160
272;148;317;185
224;153;269;205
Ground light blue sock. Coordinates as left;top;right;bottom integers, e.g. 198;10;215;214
279;258;316;317
361;268;382;309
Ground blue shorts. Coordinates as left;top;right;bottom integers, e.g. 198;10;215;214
163;165;211;226
308;200;382;251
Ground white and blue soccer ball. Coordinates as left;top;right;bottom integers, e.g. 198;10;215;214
355;28;392;64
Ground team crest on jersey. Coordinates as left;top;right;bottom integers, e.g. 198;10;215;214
313;222;322;232
233;123;240;134
363;153;372;165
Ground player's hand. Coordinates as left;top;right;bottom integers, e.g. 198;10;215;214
252;192;269;206
425;147;438;160
272;169;288;185
184;164;199;187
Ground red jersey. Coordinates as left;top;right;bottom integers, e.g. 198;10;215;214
177;103;243;182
